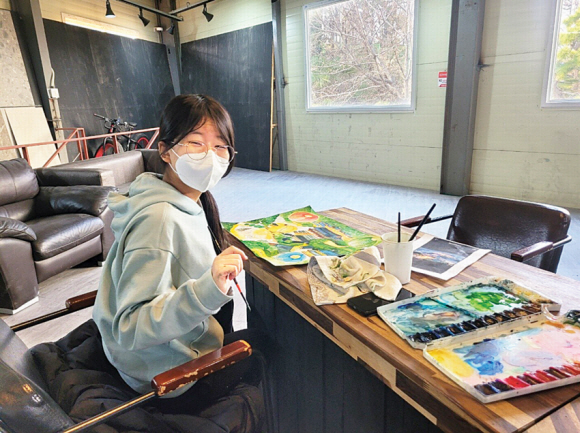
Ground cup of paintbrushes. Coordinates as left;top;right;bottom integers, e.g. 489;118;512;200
382;231;414;284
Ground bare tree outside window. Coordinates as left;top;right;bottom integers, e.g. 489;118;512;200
304;0;417;111
544;0;580;106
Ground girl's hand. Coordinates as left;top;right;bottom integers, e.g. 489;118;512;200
211;246;248;294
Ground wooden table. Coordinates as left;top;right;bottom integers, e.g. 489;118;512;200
226;208;580;433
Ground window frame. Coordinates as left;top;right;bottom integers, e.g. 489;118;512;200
542;0;580;109
303;0;419;113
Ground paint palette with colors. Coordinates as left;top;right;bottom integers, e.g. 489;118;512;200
377;277;560;349
424;310;580;403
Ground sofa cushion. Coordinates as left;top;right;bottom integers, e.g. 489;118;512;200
0;158;39;206
26;214;104;261
36;186;116;217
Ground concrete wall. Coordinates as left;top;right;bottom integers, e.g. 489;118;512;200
282;0;450;191
471;0;580;208
176;0;272;44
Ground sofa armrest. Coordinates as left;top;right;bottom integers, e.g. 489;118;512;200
36;167;116;187
151;340;252;396
36;186;116;217
0;217;36;241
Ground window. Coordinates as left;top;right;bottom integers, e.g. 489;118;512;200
304;0;418;112
543;0;580;107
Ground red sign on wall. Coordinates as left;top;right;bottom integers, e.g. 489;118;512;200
438;71;447;88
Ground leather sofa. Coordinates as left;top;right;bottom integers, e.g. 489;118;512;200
36;149;165;193
0;158;115;314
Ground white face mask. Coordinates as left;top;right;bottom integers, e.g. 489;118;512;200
169;149;228;192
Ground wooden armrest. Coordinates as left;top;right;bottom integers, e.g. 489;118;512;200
511;235;572;262
400;214;452;228
511;241;554;262
152;340;252;396
66;290;97;311
11;290;97;332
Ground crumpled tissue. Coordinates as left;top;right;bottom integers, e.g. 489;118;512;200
308;246;402;306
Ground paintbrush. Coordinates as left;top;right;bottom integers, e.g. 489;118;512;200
409;204;436;241
397;212;401;243
208;225;251;311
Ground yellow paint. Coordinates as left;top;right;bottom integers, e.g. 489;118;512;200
428;349;474;378
268;222;298;234
230;223;274;241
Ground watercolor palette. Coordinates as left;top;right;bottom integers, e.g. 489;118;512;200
377;277;560;349
424;310;580;403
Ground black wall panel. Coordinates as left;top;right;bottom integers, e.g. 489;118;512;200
44;19;174;155
181;22;273;171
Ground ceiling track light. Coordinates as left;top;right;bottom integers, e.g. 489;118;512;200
167;22;176;35
138;8;150;27
202;3;213;22
105;0;115;18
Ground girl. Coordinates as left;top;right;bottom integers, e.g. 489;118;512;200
93;94;261;409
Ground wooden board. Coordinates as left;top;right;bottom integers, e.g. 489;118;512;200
227;207;580;433
181;22;273;172
4;107;59;168
0;110;20;160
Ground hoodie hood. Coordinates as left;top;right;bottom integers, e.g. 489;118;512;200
107;173;203;239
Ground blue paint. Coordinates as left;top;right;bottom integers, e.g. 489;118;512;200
456;341;504;376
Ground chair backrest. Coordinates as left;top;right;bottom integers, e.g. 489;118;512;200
0;319;74;433
0;158;38;221
447;195;571;272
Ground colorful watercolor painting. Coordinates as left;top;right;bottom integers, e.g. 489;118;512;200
377;278;558;348
424;310;580;403
223;206;382;266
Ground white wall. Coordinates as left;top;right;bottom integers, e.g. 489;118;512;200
177;0;272;44
282;0;451;190
40;0;160;42
471;0;580;208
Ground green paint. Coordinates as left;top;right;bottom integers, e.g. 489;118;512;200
464;291;518;312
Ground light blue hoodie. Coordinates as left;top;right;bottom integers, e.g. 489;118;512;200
93;173;233;394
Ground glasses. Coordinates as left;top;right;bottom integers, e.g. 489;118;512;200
173;141;236;164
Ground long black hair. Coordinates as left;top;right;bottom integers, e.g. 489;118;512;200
157;94;235;254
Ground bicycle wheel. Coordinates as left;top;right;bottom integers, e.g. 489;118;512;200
94;139;116;157
130;133;150;150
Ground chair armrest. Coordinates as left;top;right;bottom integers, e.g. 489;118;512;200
36;186;116;217
36;167;116;187
400;214;452;228
10;290;97;332
0;217;36;241
152;340;252;396
511;235;572;263
66;290;97;312
61;340;253;433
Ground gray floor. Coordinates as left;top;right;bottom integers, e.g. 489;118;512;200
213;167;580;281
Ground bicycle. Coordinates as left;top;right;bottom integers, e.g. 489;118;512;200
93;113;151;157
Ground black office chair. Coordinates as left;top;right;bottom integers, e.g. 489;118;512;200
0;291;266;433
402;195;572;273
